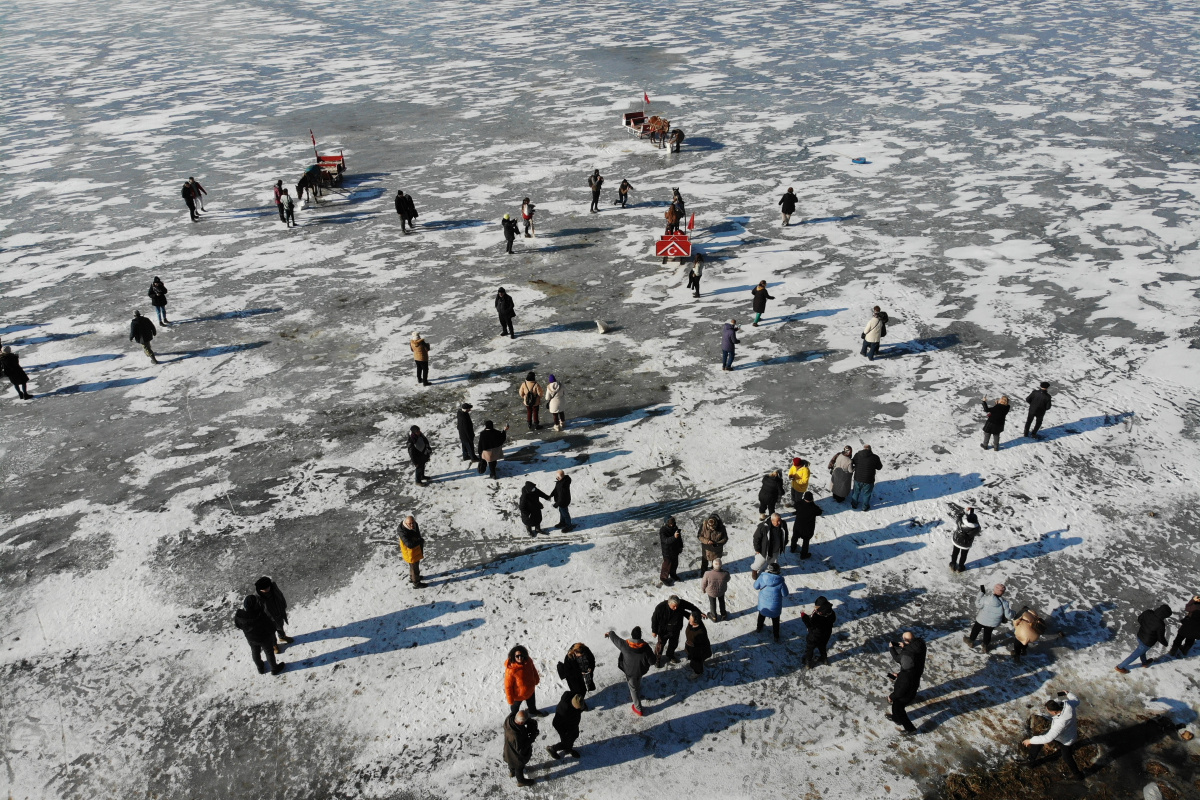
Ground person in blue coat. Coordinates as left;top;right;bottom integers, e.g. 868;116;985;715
721;319;740;371
753;563;789;642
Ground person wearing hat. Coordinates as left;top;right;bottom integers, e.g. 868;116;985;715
399;515;427;587
409;331;430;386
254;576;294;652
948;503;981;573
1168;594;1200;658
800;597;836;668
827;445;854;503
658;516;683;586
791;492;824;558
148;276;169;325
495;287;517;338
754;563;789;642
501;213;519;253
546;374;566;430
758;469;784;520
546;691;585;760
477;420;509;478
394;189;418;233
721;319;740;371
604;627;654;716
406;425;432;485
129;310;159;364
700;557;730;621
456;403;477;462
233;594;286;675
518;371;543;431
697;512;728;576
787;457;811;509
587;169;604;213
1024;381;1053;439
1;346;30;399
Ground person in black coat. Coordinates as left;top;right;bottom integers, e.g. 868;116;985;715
779;187;798;226
477;420;508;478
394;190;418;233
502;711;539;786
758;470;784;519
800;597;835;668
791;491;824;558
658;516;683;586
519;481;551;536
981;395;1010;451
1115;603;1172;673
182;180;198;221
751;513;788;578
254;576;294;651
1;347;30;399
558;642;596;702
456;403;477;462
233;595;286;675
886;632;925;734
684;613;712;677
948;503;981;572
587;170;603;212
849;445;882;511
495;287;516;338
406;425;432;485
605;628;655;716
616;178;634;207
1169;595;1200;658
651;595;705;668
550;470;574;532
148;277;169;325
546;691;584;760
1024;382;1052;438
130;310;158;364
501;214;519;253
751;281;774;326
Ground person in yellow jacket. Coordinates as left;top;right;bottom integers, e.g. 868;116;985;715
399;515;426;588
787;457;811;509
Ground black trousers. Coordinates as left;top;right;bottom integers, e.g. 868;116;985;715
590;190;600;212
548;736;577;756
505;236;514;253
499;315;515;336
791;532;813;556
185;198;198;220
478;459;498;478
618;191;628;207
951;546;970;569
1026;740;1082;777
276;203;286;223
413;459;427;483
660;554;679;583
891;698;916;732
756;614;780;640
415;361;428;383
250;641;279;673
1171;630;1195;656
969;622;994;647
508;694;538;715
758;498;778;516
285;206;295;226
804;637;829;666
708;596;727;618
460;436;476;461
1025;411;1045;436
401;215;414;232
1014;640;1028;660
654;631;681;663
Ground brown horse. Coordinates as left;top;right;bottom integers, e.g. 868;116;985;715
664;204;682;235
646;115;671;148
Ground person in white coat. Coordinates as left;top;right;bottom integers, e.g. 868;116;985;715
546;375;566;431
860;306;886;361
1021;691;1083;779
964;583;1012;653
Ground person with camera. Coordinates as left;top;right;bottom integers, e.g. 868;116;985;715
965;583;1012;653
1020;691;1083;779
521;197;536;237
886;631;926;735
948;502;981;572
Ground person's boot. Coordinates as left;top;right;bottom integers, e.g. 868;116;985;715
751;570;759;580
568;748;581;758
547;745;562;760
281;635;295;644
271;662;287;675
790;545;799;554
963;637;975;649
273;644;282;655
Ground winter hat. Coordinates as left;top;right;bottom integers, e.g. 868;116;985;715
803;492;813;502
1040;381;1050;388
525;371;536;381
461;403;472;410
631;626;642;639
1;346;10;354
411;331;420;340
792;457;801;467
547;374;555;383
242;595;259;611
504;213;510;219
483;420;494;428
815;595;829;607
254;576;272;592
767;563;781;574
665;516;675;525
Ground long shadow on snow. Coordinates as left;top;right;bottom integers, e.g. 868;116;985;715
1081;713;1192;775
912;664;1055;731
1000;414;1133;450
799;214;860;225
39;376;154;397
704;281;784;298
9;331;92;347
867;471;983;510
966;528;1081;570
0;323;45;337
308;210;380;225
536;242;594;254
502;446;632;478
544;227;606;238
757;308;847;326
681;136;725;152
419;219;487;231
533;704;772;778
516;320;596;338
428;361;538;386
875;335;961;359
173;308;282;326
802;517;944;573
289;600;485;670
159;341;269;363
734;349;832;370
427;543;594;587
26;353;123;372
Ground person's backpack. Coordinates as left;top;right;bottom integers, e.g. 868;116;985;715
879;312;889;338
523;383;538;407
181;184;191;199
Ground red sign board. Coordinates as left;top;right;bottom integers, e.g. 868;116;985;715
655;234;692;258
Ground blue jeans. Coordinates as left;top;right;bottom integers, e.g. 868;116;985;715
155;306;167;324
557;506;572;529
1116;641;1152;670
860;339;879;360
722;350;734;369
850;481;874;510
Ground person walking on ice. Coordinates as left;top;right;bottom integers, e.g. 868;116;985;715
1024;381;1052;439
1021;691;1084;779
148;277;170;325
751;280;774;326
406;425;432;485
980;395;1011;451
501;214;519;254
546;374;566;430
254;576;295;653
394;189;418;234
477;420;508;479
700;557;730;621
545;692;584;761
616;178;633;208
502;710;540;787
721;319;740;371
1;346;30;399
129;310;158;365
860;306;886;361
587;169;604;213
518;371;543;431
281;189;296;227
398;515;427;588
965;583;1012;653
456;403;477;462
779;186;798;226
495;287;517;339
886;631;925;735
1114;603;1172;673
409;331;430;386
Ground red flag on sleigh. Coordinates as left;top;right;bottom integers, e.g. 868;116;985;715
687;213;695;231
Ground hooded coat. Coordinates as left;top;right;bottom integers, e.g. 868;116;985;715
233;596;276;645
952;511;982;548
502;713;539;771
758;473;784;508
148;281;168;308
982;400;1010;433
551;690;582;742
545;380;564;413
519;482;550;527
754;572;789;618
751;286;774;314
658;520;683;558
495;292;516;322
801;605;835;644
697;515;728;560
793;499;824;540
406;431;432;465
254;577;288;626
721;322;739;352
501;217;519;241
504;655;540;704
1136;604;1172;647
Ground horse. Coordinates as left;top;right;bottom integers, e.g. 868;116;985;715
664;204;682;235
645;115;671;148
296;165;327;203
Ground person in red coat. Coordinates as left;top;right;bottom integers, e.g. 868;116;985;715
504;645;546;716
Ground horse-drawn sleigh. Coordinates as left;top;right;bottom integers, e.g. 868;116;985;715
622;111;684;151
296;146;347;203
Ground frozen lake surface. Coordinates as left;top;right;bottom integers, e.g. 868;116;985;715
1;0;1199;798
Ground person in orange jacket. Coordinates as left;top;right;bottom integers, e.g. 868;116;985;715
504;645;547;716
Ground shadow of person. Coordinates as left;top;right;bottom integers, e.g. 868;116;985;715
1000;413;1133;450
968;528;1082;570
288;600;485;671
427;542;594;586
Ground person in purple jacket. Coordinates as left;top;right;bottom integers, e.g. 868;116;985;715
721;319;740;371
